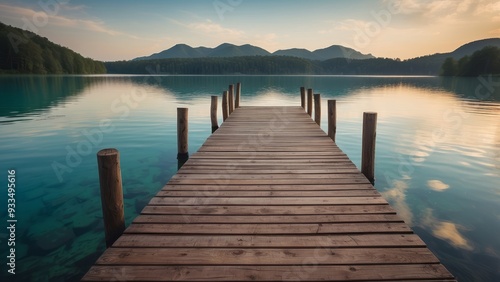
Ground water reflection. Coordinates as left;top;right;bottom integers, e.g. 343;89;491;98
0;76;103;119
427;180;450;191
381;180;413;225
421;209;473;251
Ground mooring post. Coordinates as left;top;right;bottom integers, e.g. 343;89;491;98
97;148;125;248
177;108;189;169
222;91;229;121
314;93;321;125
235;82;241;108
210;96;218;133
307;88;313;117
328;100;337;142
362;112;377;184
228;84;234;114
300;87;306;109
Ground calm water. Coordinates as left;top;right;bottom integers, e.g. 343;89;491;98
0;75;499;281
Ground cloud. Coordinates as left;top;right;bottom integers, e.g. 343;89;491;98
391;0;500;22
189;20;244;37
0;3;127;37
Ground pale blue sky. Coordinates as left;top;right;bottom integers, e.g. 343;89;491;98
1;0;499;61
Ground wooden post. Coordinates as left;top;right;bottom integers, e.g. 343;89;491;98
210;96;218;133
222;91;229;121
177;108;189;169
235;82;241;108
314;94;321;125
362;112;377;184
328;100;337;142
97;148;125;248
307;88;313;117
300;87;306;109
228;84;234;114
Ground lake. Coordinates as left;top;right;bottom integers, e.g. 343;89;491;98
0;75;499;281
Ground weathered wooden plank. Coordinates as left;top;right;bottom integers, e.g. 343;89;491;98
82;264;455;281
171;173;365;180
114;234;426;248
162;184;375;191
166;178;372;185
179;163;356;169
95;247;437;265
177;168;361;174
149;196;386;206
132;214;402;224
141;205;397;215
156;190;381;197
125;222;412;234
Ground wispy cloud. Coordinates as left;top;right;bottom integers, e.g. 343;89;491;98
390;0;500;22
0;3;134;38
188;20;244;37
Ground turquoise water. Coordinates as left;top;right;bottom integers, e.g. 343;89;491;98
0;75;499;281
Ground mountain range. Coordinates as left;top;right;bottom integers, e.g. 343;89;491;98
133;43;375;61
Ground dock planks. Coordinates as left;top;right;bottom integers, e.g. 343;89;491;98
82;106;455;281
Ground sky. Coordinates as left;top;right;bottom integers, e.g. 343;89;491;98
1;0;499;61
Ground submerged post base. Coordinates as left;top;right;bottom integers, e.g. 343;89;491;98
177;152;189;170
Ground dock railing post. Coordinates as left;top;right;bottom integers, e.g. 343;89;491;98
300;87;306;109
328;100;337;142
210;96;218;133
314;93;321;125
307;88;313;117
222;91;229;121
97;148;125;248
362;112;377;184
177;108;189;169
228;84;234;114
235;82;241;108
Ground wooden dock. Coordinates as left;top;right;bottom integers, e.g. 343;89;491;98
82;106;456;281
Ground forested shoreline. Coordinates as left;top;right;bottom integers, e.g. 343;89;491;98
0;22;105;74
441;46;500;76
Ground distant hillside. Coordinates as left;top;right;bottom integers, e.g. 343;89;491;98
133;44;212;60
404;38;500;75
133;43;371;61
209;43;270;57
134;43;271;61
274;45;374;60
0;22;105;74
450;38;500;59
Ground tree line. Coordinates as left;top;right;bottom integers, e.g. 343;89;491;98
106;56;453;75
0;22;106;74
441;46;500;76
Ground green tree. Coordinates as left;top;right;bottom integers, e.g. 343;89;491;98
440;57;458;76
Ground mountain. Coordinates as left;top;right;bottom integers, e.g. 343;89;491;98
274;45;374;60
133;43;369;61
209;43;270;57
133;44;212;60
404;38;500;75
134;43;270;61
0;22;105;74
449;38;500;59
273;48;315;60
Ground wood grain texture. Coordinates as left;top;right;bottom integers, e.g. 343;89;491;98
83;106;455;281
